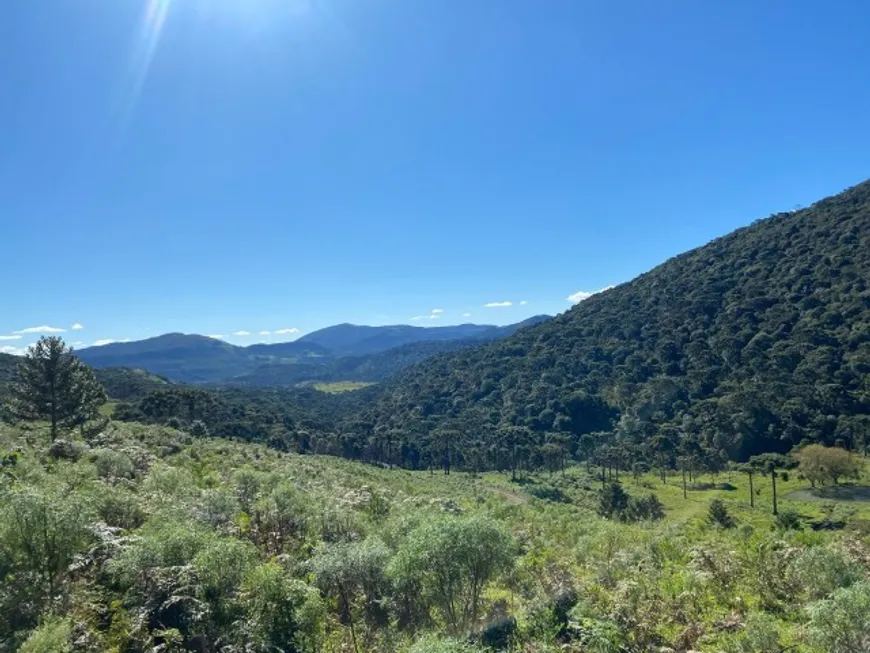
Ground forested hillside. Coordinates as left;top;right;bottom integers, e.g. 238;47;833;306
362;181;870;467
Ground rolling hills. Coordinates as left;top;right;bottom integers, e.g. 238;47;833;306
362;180;870;463
74;317;551;386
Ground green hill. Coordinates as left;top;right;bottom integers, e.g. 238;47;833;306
363;180;870;464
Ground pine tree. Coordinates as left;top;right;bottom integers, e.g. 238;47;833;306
10;337;106;441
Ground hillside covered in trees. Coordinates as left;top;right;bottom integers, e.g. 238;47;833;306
359;180;870;468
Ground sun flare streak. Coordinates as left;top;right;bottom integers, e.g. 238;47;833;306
114;0;172;142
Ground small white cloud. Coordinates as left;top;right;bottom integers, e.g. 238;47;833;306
484;301;512;308
14;325;66;334
410;315;440;321
92;338;131;347
207;334;225;340
233;330;252;336
274;328;300;335
431;308;444;314
71;323;84;330
567;286;615;303
462;312;472;318
519;300;528;306
72;341;85;347
259;330;272;336
0;335;23;341
0;345;30;356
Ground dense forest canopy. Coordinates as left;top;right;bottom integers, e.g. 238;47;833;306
357;180;870;467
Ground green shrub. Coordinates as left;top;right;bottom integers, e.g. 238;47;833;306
19;615;73;653
241;562;325;651
774;509;801;531
790;546;863;599
708;499;736;528
90;448;135;480
806;581;870;653
389;515;514;635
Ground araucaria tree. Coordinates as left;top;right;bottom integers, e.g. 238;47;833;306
10;337;106;441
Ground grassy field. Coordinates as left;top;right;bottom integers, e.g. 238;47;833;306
312;381;376;393
4;421;870;651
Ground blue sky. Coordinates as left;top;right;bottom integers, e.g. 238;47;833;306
2;0;870;352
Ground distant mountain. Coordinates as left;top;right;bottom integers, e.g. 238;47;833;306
76;318;551;385
231;315;550;386
297;318;550;356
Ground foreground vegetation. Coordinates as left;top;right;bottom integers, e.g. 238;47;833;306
5;418;870;651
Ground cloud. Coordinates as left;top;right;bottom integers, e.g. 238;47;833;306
207;334;225;340
0;345;29;356
410;315;440;321
567;286;615;303
71;323;84;330
431;308;444;314
259;330;272;336
233;330;251;336
0;335;22;341
92;338;131;347
72;341;86;347
484;301;512;308
274;328;300;335
14;325;66;334
519;300;528;306
462;312;472;318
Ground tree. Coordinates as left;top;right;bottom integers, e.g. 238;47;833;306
10;337;106;441
389;516;514;635
794;444;860;486
311;538;391;652
736;463;756;508
598;482;630;519
749;453;793;515
707;499;735;528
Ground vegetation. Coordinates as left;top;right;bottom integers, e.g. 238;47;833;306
7;337;106;441
359;180;870;474
4;180;870;650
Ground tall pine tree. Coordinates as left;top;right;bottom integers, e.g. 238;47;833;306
10;337;106;441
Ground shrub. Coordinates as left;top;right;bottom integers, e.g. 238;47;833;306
241;562;325;652
774;509;801;531
806;581;870;652
625;493;665;521
597;483;629;520
19;615;73;653
708;499;736;529
726;612;783;653
407;635;486;653
790;546;863;599
389;516;515;635
90;448;135;480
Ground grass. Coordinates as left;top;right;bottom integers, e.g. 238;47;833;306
313;381;375;393
5;420;870;651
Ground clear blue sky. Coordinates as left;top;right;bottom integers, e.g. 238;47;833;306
2;0;869;352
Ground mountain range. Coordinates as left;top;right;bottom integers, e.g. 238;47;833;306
73;316;551;385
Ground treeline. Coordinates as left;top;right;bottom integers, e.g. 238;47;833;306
352;180;870;467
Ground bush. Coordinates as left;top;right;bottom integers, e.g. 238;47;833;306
19;615;73;653
90;448;135;480
241;562;325;652
624;493;665;521
708;499;736;528
806;581;870;652
389;516;515;635
726;612;783;653
790;546;863;600
774;509;802;531
597;483;629;520
407;635;486;653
